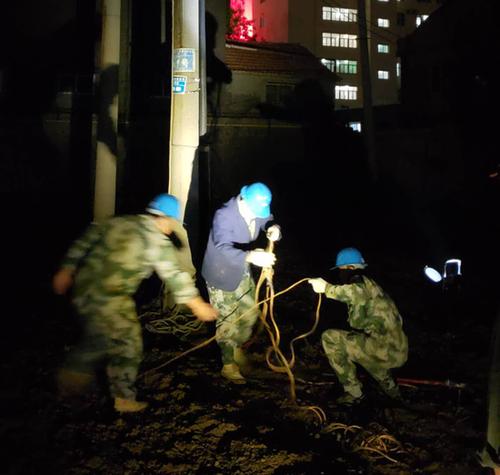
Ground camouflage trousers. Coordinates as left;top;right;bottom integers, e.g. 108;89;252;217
322;329;405;398
207;273;260;365
63;293;143;400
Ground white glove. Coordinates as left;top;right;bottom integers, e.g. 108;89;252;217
247;249;276;267
266;224;282;242
308;278;328;294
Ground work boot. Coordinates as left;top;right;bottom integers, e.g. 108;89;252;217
336;392;365;406
234;348;250;371
114;397;149;413
380;381;402;401
221;363;246;384
56;369;94;398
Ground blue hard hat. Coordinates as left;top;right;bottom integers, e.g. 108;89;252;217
240;182;272;218
146;193;180;219
331;247;367;269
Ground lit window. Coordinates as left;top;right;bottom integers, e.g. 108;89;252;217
322;6;357;22
336;60;357;74
322;32;335;47
266;83;294;106
335;85;357;100
378;18;390;27
348;121;362;132
378;0;389;2
378;70;389;79
416;14;429;26
321;58;335;72
322;32;357;48
377;43;389;53
396;62;401;77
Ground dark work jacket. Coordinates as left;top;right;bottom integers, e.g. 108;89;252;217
202;197;271;291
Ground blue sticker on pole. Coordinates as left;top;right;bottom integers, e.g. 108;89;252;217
173;76;187;94
173;48;196;73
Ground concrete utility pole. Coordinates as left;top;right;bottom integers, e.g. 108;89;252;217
93;0;121;221
357;0;377;180
169;0;203;220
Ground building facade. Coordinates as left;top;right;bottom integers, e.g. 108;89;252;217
221;40;337;116
205;38;339;205
252;0;443;110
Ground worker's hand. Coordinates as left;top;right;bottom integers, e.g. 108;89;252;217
52;268;74;295
308;278;328;294
266;224;282;242
246;249;276;267
186;297;218;322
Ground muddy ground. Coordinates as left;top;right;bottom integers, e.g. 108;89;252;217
2;238;497;475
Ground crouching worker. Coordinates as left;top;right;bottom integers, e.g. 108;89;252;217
308;247;408;405
202;182;281;384
52;194;218;413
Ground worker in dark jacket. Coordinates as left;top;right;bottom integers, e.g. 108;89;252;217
202;182;281;383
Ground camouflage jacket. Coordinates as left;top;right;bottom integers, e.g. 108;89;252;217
61;215;199;303
325;276;408;352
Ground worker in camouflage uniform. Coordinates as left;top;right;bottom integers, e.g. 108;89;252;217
202;182;281;384
308;247;408;405
52;194;217;413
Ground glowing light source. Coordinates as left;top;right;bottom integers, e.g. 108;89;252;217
424;258;462;284
443;259;462;279
424;266;442;283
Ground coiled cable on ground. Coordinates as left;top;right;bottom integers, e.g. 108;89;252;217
138;246;407;465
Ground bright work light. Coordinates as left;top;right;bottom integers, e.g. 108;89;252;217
424;266;443;283
443;259;462;279
424;258;462;284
